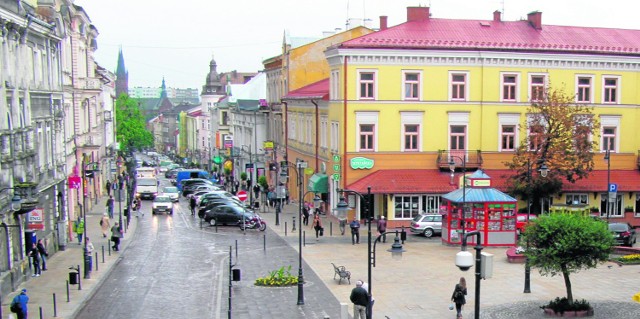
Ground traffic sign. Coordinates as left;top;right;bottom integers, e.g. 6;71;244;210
333;155;341;163
332;173;340;181
237;190;248;202
609;183;618;192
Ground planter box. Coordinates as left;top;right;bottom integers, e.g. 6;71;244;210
506;247;526;263
543;308;594;317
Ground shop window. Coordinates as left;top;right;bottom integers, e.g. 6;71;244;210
394;195;420;219
600;193;623;217
565;194;588;206
635;194;640;217
422;195;442;214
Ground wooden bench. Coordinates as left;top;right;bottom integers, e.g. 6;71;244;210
331;263;351;284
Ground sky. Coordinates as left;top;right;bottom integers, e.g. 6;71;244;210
74;0;639;90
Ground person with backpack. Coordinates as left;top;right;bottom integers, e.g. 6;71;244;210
11;288;29;319
451;277;467;319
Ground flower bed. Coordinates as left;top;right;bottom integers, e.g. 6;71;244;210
254;266;298;287
615;253;640;265
506;246;526;263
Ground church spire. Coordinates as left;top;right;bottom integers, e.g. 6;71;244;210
160;77;167;99
202;53;223;96
115;47;129;97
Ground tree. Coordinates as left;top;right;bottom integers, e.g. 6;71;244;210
505;85;599;210
522;213;614;302
115;94;154;153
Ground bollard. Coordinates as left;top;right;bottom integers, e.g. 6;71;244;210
235;240;238;260
330;222;333;236
285;222;287;236
102;246;105;263
292;216;296;232
53;293;57;317
95;252;99;271
39;306;43;319
215;221;218;233
66;280;70;302
108;241;111;256
78;264;82;290
303;231;306;246
263;234;266;251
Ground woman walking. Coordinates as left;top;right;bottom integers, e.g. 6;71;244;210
451;277;467;319
111;222;123;251
312;214;323;240
100;213;111;238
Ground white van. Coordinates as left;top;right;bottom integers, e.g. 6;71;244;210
136;177;159;199
137;167;156;178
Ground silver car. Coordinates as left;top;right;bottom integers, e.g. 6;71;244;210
410;214;443;238
163;186;179;202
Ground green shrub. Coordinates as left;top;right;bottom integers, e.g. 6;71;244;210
255;266;298;287
541;297;591;313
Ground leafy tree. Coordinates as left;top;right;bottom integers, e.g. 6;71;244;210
505;85;599;211
115;94;154;152
522;213;614;302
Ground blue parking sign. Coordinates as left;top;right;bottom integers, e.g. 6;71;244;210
609;183;618;192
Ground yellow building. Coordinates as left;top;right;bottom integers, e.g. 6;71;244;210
305;7;640;227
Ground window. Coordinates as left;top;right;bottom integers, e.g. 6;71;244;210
528;124;544;151
450;73;467;101
602;77;620;104
403;71;420;100
320;116;328;148
602;127;616;152
404;124;419;151
635;194;640;217
423;195;442;214
530;74;546;102
330;121;339;152
330;70;340;100
501;74;518;102
394;195;420;219
359;124;374;151
565;194;588;206
600;193;623;217
576;76;593;103
358;71;375;100
450;125;466;152
501;125;516;151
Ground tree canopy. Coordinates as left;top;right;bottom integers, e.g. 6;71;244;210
522;213;614;302
115;94;153;153
505;85;599;211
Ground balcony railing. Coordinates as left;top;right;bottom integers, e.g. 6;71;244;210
436;150;483;170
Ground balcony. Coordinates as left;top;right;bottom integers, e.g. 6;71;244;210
436;150;483;170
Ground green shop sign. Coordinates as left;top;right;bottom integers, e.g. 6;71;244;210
350;157;374;170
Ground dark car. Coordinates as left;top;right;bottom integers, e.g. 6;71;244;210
198;198;245;218
181;179;214;197
165;168;182;179
608;222;636;247
203;204;254;226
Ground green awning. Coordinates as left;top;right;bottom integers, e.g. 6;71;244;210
308;173;328;193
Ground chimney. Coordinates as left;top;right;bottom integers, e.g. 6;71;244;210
493;10;501;22
379;16;388;30
527;11;542;30
407;6;430;22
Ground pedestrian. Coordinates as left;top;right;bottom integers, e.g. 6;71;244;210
111;222;123;251
100;213;111;238
189;195;197;216
106;179;112;196
362;281;375;317
11;288;29;319
349;280;368;319
377;215;388;243
36;239;48;271
312;213;323;240
106;195;115;219
451;277;467;319
253;184;260;202
134;195;143;217
28;243;41;277
268;189;275;208
350;218;361;245
302;203;310;226
85;237;94;274
74;218;85;245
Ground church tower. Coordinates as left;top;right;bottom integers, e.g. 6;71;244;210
201;55;224;95
115;47;129;97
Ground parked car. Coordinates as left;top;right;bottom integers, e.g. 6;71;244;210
165;168;182;179
196;190;238;205
516;213;538;235
608;222;636;247
181;179;215;196
163;186;180;202
199;196;245;213
152;195;174;215
203;204;255;226
409;214;443;238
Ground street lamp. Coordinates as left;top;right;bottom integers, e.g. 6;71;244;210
604;148;611;221
449;156;467;242
524;158;548;293
455;230;483;319
241;145;253;204
336;186;406;319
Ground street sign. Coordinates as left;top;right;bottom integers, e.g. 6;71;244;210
27;208;44;230
332;173;340;181
609;183;618;192
333;155;341;163
304;167;314;175
609;183;618;202
237;190;248;202
276;185;286;199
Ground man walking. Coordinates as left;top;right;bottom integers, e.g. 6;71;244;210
74;218;85;245
350;280;368;319
11;288;29;319
377;215;387;243
350;218;361;245
106;179;112;196
106;195;115;219
111;222;123;251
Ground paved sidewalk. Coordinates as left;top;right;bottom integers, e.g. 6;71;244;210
258;202;640;318
1;196;137;319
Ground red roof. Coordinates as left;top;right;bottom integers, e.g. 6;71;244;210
283;78;329;100
347;169;640;195
340;19;640;56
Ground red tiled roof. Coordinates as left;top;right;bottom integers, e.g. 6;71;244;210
283;79;329;100
347;169;640;195
340;19;640;55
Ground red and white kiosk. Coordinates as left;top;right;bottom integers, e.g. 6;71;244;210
441;170;518;247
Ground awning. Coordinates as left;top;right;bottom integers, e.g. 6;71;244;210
346;169;457;194
442;187;517;203
308;173;328;193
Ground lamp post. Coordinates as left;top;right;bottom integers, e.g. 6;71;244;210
448;156;467;243
336;187;406;319
455;230;484;319
523;158;548;294
604;148;611;221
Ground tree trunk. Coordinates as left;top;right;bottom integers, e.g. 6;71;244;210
561;263;573;302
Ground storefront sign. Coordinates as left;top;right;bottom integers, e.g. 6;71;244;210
263;140;274;150
68;176;81;189
332;173;340;181
471;179;491;187
333;155;341;163
350;157;374;170
27;208;44;230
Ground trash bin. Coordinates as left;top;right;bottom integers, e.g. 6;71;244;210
69;271;79;285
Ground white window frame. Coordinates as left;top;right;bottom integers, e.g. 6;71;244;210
528;73;548;102
330;70;340;100
402;70;422;101
498;113;520;152
355;112;379;152
500;72;519;102
601;75;621;104
600;115;621;153
320;116;328;149
401;112;423;152
330;121;339;153
357;69;377;100
575;75;594;103
565;193;589;206
306;114;312;145
449;71;469;102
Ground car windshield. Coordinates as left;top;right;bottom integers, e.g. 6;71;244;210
412;215;423;222
138;178;157;186
164;187;178;193
155;196;171;202
609;223;628;232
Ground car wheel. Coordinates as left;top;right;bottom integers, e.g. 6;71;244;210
423;228;434;238
210;218;217;226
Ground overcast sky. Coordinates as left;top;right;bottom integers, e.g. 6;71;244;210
74;0;639;90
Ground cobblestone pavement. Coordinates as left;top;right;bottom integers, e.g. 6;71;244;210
480;301;640;318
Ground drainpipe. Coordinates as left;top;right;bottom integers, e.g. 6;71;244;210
311;100;319;172
282;101;289;164
342;56;348;189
